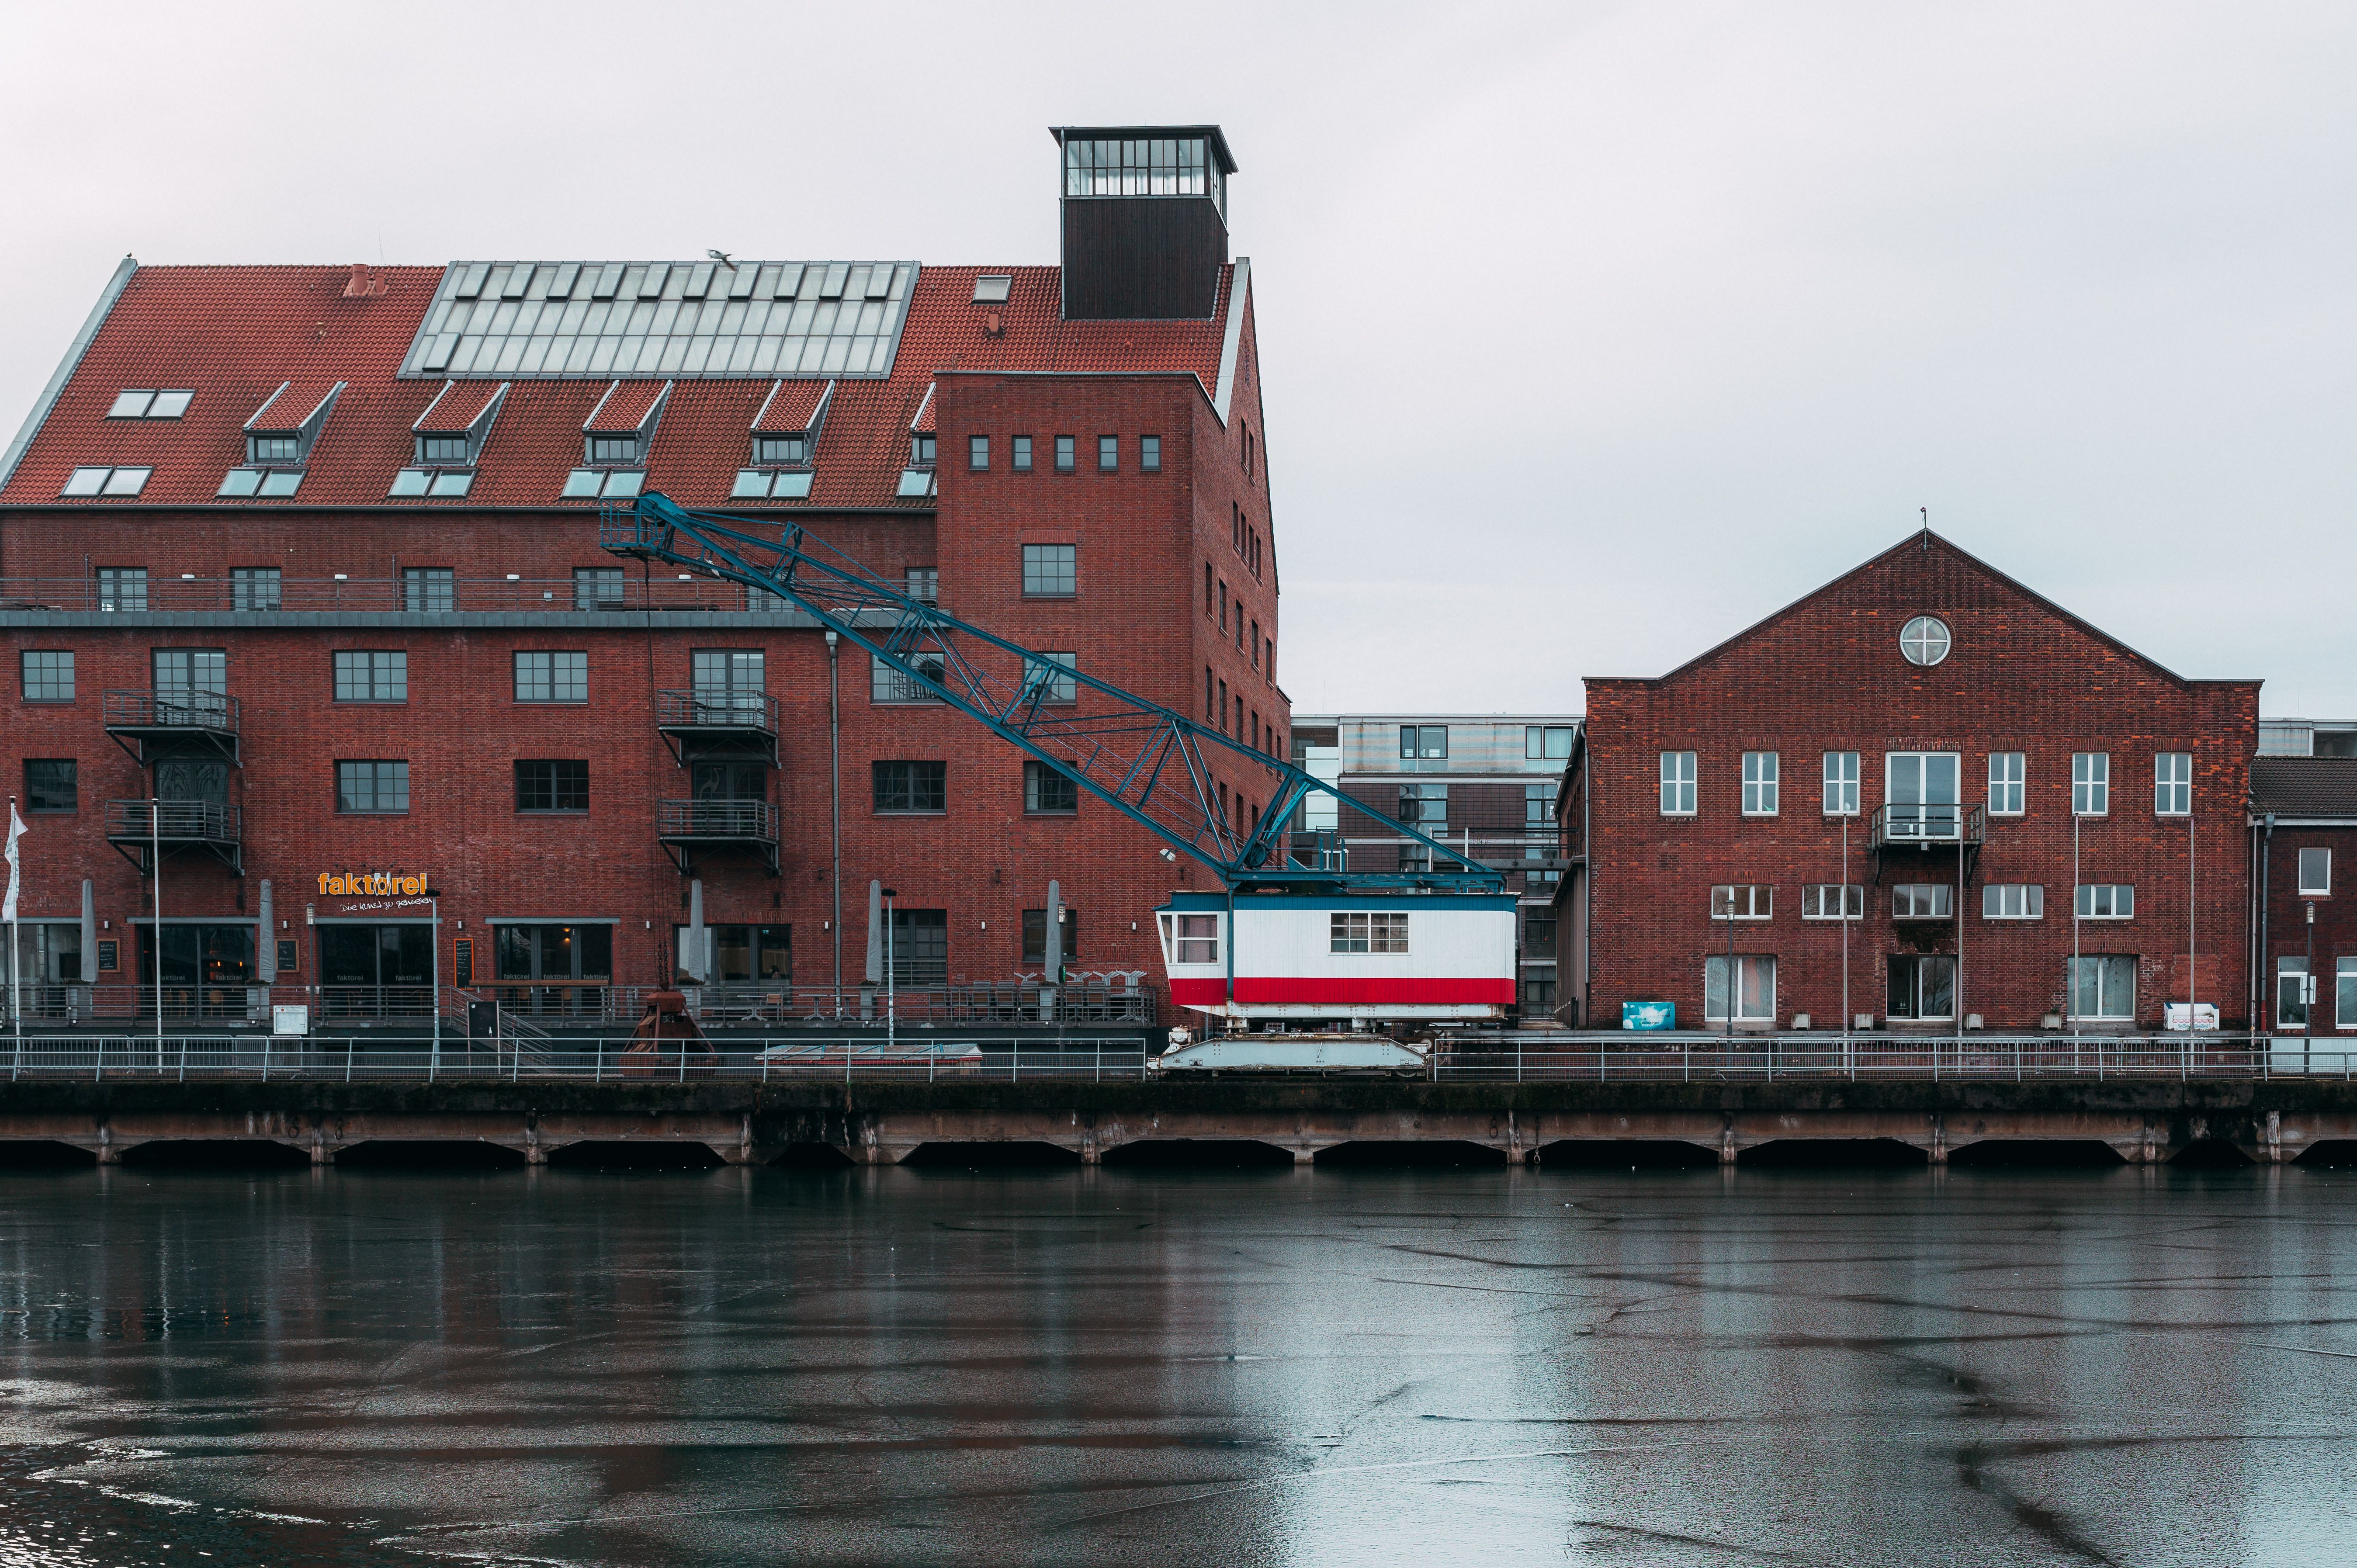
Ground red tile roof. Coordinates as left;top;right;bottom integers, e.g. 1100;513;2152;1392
244;378;343;431
1;260;1237;509
752;379;830;433
411;380;503;434
582;379;668;433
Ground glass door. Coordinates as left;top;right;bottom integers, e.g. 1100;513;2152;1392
1885;752;1960;838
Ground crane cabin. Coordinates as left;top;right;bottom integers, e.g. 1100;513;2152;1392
1155;892;1519;1024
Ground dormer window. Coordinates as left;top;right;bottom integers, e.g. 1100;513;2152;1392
223;381;343;499
587;435;641;464
565;379;670;500
248;435;301;464
735;377;831;500
417;435;470;465
755;435;807;465
390;381;506;498
910;434;936;468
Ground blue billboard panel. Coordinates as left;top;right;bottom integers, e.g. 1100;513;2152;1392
1622;1000;1674;1031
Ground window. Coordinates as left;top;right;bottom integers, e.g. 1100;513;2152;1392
1660;751;1697;815
1098;435;1118;471
754;435;808;465
24;760;75;813
1522;911;1558;953
62;466;152;498
1892;884;1953;920
1023;652;1078;705
973;275;1012;303
968;435;989;471
1022;543;1076;596
586;435;639;464
333;650;407;702
515;760;589;812
2155;752;2191;816
2076;884;2135;919
1141;435;1161;471
1899;615;1951;666
1989;752;2025;816
573;568;626;610
2339;957;2357;1030
1705;954;1776;1022
495;923;612;982
1741;752;1779;815
107;390;191;419
692;648;766;716
248;435;301;464
232;568;282;610
1983;884;2044;919
1054;435;1076;473
871;651;945;703
514;650;589;703
2072;753;2109;816
691;762;766;808
1526;725;1575;761
1888;955;1956;1020
674;924;791;985
1166;913;1220;965
905;569;939;605
336;760;410;813
1397;782;1447;834
910;434;937;468
403;568;454;613
1821;751;1859;816
2299;848;2332;896
2072;955;2138;1021
873;761;946;813
96;569;146;612
1711;885;1772;920
215;466;303;497
1886;752;1961;837
1801;884;1864;921
21;651;72;702
417;434;470;465
560;468;642;500
1525;784;1555;825
1331;912;1409;954
1400;725;1448;760
1012;435;1033;472
1024;761;1078;814
389;468;472;497
884;909;949;986
1022;908;1081;967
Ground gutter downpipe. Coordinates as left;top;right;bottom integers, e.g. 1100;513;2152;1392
1581;734;1592;1028
827;630;842;1018
2260;813;2274;1036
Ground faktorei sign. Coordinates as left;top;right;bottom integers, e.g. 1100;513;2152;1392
317;871;430;897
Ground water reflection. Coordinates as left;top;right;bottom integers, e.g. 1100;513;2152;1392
0;1164;2349;1564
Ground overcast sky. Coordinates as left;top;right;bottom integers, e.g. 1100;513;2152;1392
4;1;2351;720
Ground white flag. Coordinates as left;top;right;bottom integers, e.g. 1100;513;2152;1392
1;803;21;922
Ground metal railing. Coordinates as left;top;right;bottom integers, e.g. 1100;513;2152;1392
655;689;780;731
2;576;790;615
1871;801;1986;845
657;800;778;840
103;800;240;841
103;689;238;732
0;1036;1151;1083
1429;1035;2341;1081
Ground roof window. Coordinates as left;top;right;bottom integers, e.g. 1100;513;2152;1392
591;263;624;299
547;263;580;300
218;469;303;498
500;264;535;299
773;263;806;299
562;469;645;501
61;465;151;498
896;469;938;499
107;390;193;419
973;275;1012;304
683;262;714;299
637;263;671;299
389;470;474;498
732;470;815;500
725;263;757;300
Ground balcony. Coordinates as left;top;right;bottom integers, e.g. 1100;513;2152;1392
104;799;242;875
104;689;239;765
657;798;779;875
655;689;780;765
1870;801;1984;884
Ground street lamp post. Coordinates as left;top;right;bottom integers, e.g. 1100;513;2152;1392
2306;900;2316;1075
428;889;444;1078
882;887;897;1059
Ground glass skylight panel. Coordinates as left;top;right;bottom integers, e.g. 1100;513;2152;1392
548;263;579;299
773;471;813;498
731;471;770;498
896;469;936;498
62;467;109;496
427;472;472;497
101;467;151;496
108;390;154;417
561;469;603;498
685;263;714;299
973;275;1012;303
147;390;192;418
257;471;302;497
501;264;535;299
404;260;918;379
217;469;261;497
603;469;643;498
389;469;431;496
456;263;490;298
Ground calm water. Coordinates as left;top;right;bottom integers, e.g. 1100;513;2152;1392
0;1157;2353;1566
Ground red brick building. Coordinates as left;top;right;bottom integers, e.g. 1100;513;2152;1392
0;126;1285;1027
1556;533;2258;1033
2249;758;2357;1038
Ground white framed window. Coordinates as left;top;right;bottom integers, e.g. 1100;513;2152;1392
62;465;152;498
1705;954;1776;1022
1659;751;1696;816
1330;912;1408;954
2278;957;2312;1030
2299;848;2332;897
2338;957;2357;1030
2071;955;2137;1021
2072;752;2109;816
2076;884;2135;919
1822;751;1859;816
1885;751;1962;838
1157;913;1220;966
1710;885;1772;920
1801;884;1864;921
1741;752;1779;815
1892;884;1953;920
1899;616;1951;666
1988;752;2024;816
1982;884;2044;919
2154;752;2191;816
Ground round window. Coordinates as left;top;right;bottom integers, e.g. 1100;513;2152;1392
1899;616;1951;667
